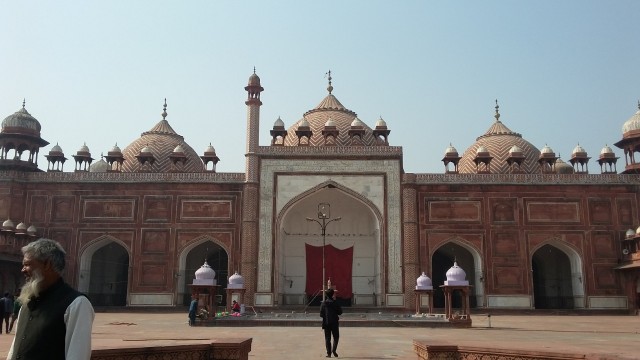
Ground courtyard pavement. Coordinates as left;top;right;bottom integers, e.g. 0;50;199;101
1;311;639;359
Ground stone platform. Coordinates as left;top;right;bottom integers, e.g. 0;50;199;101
203;310;465;327
1;311;638;359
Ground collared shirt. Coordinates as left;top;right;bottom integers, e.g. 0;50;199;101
7;295;94;360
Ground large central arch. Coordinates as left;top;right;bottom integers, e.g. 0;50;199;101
275;181;384;306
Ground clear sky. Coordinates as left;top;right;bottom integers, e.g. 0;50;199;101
1;1;638;174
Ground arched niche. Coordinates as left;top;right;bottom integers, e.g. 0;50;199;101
78;235;130;306
531;241;584;309
275;181;383;306
177;236;229;306
432;239;484;308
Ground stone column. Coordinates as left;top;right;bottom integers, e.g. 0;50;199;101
402;173;419;310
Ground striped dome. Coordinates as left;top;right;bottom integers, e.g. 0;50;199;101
284;89;376;146
459;104;540;174
121;102;203;173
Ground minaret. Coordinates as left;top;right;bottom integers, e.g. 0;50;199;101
242;68;264;306
244;68;264;182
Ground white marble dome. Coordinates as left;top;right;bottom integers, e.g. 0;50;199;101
621;103;640;134
600;145;614;156
375;117;387;127
444;262;469;286
228;271;245;289
444;144;458;156
540;145;554;154
299;118;310;128
193;260;216;286
555;158;574;174
415;272;433;290
625;228;635;239
325;118;336;127
274;116;285;128
90;158;110;173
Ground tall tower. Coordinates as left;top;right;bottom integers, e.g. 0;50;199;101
244;69;264;182
242;69;263;305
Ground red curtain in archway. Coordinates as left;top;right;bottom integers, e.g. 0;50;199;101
305;244;353;299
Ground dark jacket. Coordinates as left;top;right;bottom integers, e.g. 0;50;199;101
320;298;342;329
12;279;84;360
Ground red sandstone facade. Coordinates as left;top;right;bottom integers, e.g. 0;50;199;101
1;73;639;312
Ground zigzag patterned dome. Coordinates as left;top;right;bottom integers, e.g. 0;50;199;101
121;101;204;173
458;102;541;174
283;77;376;146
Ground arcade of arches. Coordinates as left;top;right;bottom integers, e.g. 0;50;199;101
2;71;640;313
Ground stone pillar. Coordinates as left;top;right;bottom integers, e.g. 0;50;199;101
241;184;259;305
402;173;419;310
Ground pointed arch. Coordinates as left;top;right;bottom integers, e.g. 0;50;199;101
275;181;385;306
176;235;230;305
78;235;130;306
432;237;485;308
531;238;585;308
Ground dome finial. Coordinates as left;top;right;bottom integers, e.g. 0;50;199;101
637;99;640;110
494;99;501;122
22;98;26;109
162;98;168;120
325;70;333;94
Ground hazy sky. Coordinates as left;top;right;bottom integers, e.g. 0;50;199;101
1;1;638;173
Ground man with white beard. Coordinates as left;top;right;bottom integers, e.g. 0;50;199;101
7;238;94;360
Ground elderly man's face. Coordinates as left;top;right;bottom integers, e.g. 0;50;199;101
19;255;48;303
22;255;47;281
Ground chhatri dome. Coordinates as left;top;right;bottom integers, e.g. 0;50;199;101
1;99;43;137
283;71;378;146
458;101;541;174
121;99;204;173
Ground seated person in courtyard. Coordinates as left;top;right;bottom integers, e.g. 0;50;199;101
232;300;240;313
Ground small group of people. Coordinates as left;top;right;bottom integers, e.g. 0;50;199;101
6;238;95;360
188;297;242;325
0;291;19;334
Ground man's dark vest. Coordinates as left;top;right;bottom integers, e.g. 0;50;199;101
12;279;83;360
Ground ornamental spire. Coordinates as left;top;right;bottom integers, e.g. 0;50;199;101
494;99;501;122
162;98;168;120
325;70;333;94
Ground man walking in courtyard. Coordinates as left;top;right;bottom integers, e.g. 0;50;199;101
320;288;342;358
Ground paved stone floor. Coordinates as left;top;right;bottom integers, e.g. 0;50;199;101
1;312;639;359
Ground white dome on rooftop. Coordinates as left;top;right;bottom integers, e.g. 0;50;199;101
600;145;614;155
375;117;387;127
541;145;554;154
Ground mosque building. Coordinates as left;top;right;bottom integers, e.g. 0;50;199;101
1;71;639;313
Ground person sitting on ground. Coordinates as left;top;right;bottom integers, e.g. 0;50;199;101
231;300;240;313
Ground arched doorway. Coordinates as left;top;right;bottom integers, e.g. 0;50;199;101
432;241;482;309
276;183;383;307
532;244;576;309
87;242;129;306
181;241;228;306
